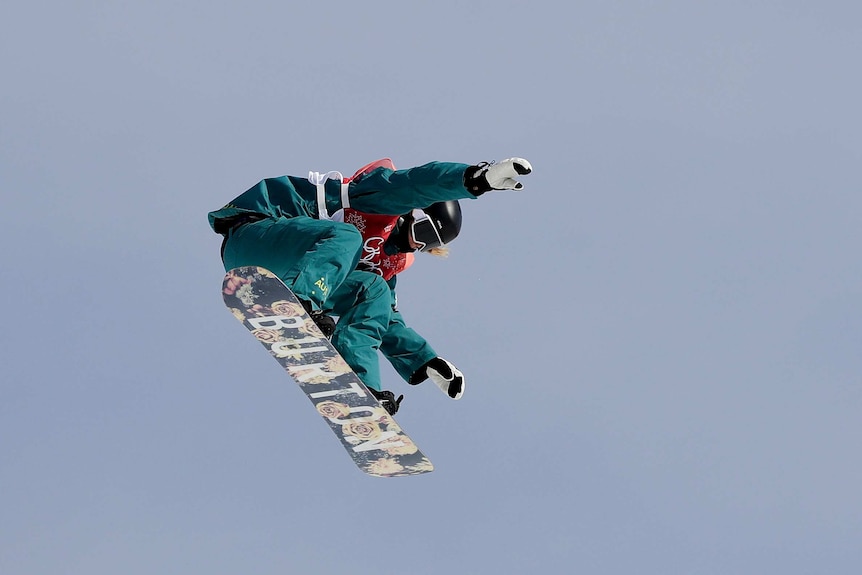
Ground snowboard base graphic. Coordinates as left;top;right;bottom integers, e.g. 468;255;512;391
222;266;433;477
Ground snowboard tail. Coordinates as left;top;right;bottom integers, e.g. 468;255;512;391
222;266;433;477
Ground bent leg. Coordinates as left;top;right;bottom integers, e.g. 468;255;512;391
327;270;392;391
222;216;362;310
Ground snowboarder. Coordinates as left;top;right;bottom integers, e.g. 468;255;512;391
209;158;533;413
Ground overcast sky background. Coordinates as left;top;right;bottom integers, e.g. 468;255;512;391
2;1;861;573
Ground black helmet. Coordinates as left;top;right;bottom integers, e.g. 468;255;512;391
412;200;462;251
384;200;463;254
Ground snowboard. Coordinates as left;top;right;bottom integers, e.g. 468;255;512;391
222;266;434;477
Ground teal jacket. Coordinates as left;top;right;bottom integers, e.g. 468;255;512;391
209;162;476;234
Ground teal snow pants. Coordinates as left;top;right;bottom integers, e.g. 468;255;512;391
222;215;362;310
327;271;393;392
221;216;392;391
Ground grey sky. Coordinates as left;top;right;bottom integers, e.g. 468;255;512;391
2;1;860;573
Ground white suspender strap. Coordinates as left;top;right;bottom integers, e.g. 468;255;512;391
341;182;351;209
315;183;326;219
308;170;344;220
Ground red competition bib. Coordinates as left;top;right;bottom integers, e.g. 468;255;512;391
341;209;414;280
335;158;413;280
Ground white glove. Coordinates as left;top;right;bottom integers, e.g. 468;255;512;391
409;357;465;400
482;158;532;190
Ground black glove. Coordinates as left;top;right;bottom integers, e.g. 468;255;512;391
409;357;465;400
368;387;404;415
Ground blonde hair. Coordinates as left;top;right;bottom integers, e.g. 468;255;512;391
425;246;450;258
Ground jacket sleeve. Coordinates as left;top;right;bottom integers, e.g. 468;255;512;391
379;277;437;382
347;161;478;215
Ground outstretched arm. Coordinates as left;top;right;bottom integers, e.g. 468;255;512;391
348;158;533;215
379;278;465;400
379;291;438;382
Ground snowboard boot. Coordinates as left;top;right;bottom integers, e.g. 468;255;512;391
300;299;337;339
465;158;532;194
367;386;404;415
